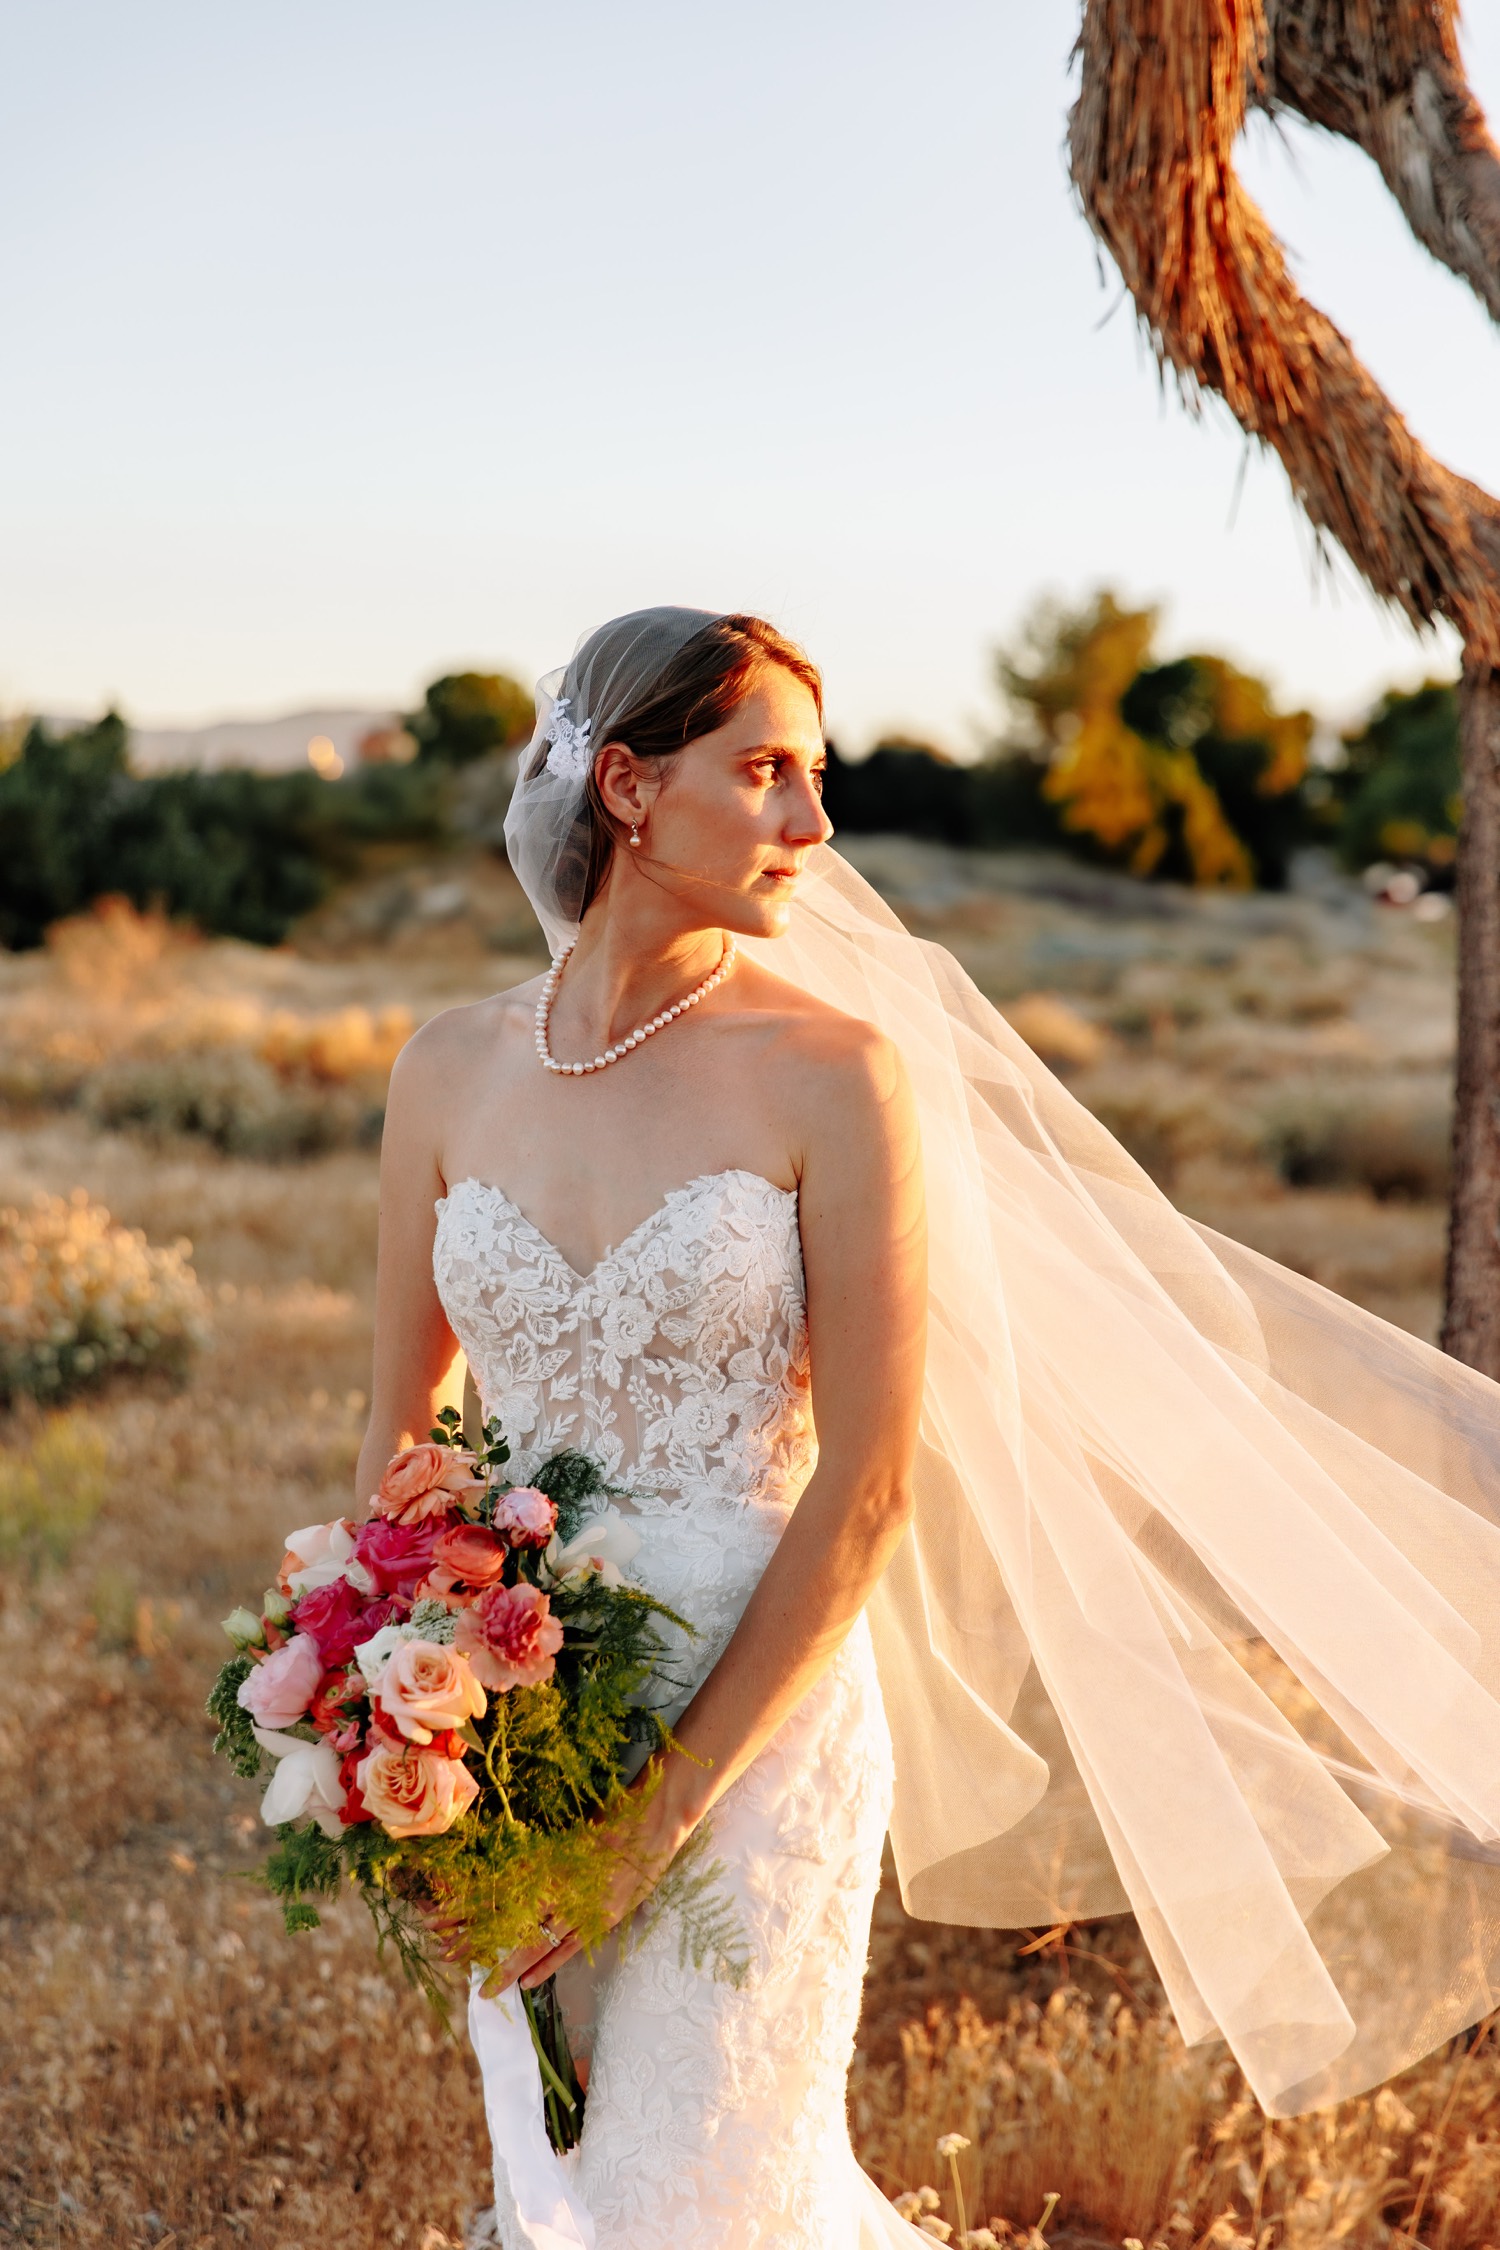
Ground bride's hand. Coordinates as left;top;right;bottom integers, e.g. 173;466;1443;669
415;1898;475;1967
491;1777;692;1994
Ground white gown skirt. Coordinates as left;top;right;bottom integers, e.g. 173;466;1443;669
468;1569;928;2250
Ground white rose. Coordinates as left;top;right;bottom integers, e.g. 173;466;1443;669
281;1518;359;1597
353;1619;414;1687
542;1506;642;1590
252;1727;345;1837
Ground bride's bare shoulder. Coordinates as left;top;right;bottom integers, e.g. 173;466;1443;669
388;972;546;1085
736;957;908;1107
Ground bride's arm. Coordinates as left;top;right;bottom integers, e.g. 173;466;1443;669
506;1015;926;1988
354;1027;465;1508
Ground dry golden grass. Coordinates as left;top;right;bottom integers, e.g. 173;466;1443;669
3;847;1494;2248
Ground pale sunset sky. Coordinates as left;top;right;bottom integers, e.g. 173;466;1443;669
3;0;1498;751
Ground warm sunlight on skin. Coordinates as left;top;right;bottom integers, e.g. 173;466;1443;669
359;653;928;1997
588;668;834;949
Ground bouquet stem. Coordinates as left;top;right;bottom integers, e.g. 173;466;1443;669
521;1977;585;2153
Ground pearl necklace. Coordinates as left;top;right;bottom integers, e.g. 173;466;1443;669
535;936;738;1076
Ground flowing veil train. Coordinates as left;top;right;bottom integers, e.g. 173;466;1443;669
758;844;1500;2119
501;605;1500;2137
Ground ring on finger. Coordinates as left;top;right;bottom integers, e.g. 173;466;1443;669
539;1920;562;1945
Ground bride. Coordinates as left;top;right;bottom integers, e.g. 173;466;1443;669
357;608;1500;2249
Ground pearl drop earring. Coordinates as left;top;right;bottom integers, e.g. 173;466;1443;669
628;822;642;849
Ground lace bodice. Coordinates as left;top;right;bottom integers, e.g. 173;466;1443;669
432;1167;817;1519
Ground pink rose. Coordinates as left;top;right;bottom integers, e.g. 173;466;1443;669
353;1516;446;1599
236;1632;324;1730
430;1520;510;1591
371;1639;487;1744
372;1443;484;1527
494;1485;558;1549
454;1581;564;1691
356;1740;479;1838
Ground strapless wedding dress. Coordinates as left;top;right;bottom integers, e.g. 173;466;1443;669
434;1169;927;2250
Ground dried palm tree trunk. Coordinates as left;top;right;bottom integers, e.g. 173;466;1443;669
1251;3;1500;1363
1070;0;1500;1371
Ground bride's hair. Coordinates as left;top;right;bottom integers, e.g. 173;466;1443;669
563;614;823;921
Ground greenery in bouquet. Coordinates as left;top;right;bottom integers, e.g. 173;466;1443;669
207;1409;744;2146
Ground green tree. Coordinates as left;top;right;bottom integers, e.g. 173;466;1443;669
409;671;534;766
0;715;131;947
1332;681;1461;879
0;716;448;950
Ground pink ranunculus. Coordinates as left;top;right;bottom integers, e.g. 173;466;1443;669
290;1576;369;1667
236;1632;325;1730
371;1638;487;1744
356;1740;479;1839
353;1515;447;1599
430;1520;510;1590
454;1581;564;1692
372;1443;485;1527
493;1485;558;1550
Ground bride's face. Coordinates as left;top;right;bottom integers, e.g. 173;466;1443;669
605;667;832;939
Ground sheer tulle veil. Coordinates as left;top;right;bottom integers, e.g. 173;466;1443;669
504;607;1500;2118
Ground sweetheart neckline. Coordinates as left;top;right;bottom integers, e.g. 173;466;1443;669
436;1166;798;1287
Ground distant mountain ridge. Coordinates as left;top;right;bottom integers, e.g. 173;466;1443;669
43;707;401;774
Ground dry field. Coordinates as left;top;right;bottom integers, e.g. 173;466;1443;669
2;843;1493;2250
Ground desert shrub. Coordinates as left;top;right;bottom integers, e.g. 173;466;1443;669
1071;1065;1250;1189
852;1992;1500;2250
1000;993;1106;1071
81;1046;382;1158
0;1189;209;1402
0;1410;108;1571
0;903;412;1154
1257;1079;1452;1201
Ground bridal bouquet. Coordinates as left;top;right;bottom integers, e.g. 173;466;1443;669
207;1407;741;2147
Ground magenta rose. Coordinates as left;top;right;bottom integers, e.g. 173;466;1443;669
289;1576;369;1667
352;1593;408;1642
236;1631;324;1730
454;1581;564;1691
353;1515;447;1599
493;1486;558;1550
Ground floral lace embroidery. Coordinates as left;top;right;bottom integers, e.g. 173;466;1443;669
432;1168;818;1518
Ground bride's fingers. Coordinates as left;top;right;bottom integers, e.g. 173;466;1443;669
492;1936;560;1992
520;1931;581;1989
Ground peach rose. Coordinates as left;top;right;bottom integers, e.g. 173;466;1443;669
454;1581;563;1691
236;1631;324;1730
430;1520;510;1591
372;1443;484;1527
493;1485;558;1549
356;1740;479;1838
371;1638;487;1744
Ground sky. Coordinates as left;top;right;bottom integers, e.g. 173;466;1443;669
3;0;1499;755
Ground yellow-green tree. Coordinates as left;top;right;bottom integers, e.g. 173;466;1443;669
1001;593;1313;888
